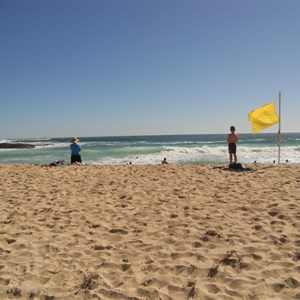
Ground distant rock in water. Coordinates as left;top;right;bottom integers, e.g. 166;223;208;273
0;143;35;149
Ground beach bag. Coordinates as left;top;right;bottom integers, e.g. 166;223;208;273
229;163;244;170
50;160;66;166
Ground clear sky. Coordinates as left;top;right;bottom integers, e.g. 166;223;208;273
1;0;299;139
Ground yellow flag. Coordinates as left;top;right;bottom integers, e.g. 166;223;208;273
248;102;280;134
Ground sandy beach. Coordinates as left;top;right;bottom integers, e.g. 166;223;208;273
0;163;299;300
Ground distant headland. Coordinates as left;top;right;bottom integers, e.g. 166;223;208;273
0;143;35;149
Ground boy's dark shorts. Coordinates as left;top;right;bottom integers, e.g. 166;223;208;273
71;155;82;164
228;143;236;154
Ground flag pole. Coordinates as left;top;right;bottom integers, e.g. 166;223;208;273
278;91;281;164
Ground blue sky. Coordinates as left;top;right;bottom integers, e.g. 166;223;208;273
0;0;299;138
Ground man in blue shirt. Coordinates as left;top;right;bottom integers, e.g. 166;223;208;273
70;137;82;164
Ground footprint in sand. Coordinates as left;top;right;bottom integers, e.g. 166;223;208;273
192;241;202;248
285;277;300;289
5;238;16;244
268;211;279;217
6;288;22;297
272;283;286;292
93;245;113;251
253;224;263;230
109;228;129;234
0;278;10;285
293;252;300;261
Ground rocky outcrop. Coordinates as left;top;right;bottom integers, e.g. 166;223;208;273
0;143;35;149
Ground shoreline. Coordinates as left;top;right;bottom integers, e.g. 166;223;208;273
0;160;297;166
0;164;299;299
1;133;300;165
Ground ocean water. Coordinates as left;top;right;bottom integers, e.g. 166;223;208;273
0;133;299;165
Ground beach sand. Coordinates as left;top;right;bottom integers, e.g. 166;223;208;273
0;164;299;300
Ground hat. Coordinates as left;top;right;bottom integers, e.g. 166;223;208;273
71;137;79;143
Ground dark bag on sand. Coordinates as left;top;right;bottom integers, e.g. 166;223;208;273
229;163;244;170
50;160;66;166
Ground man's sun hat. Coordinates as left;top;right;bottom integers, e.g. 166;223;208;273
71;137;79;143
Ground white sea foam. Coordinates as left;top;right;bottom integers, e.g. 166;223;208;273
1;134;300;165
91;145;300;165
35;142;70;149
